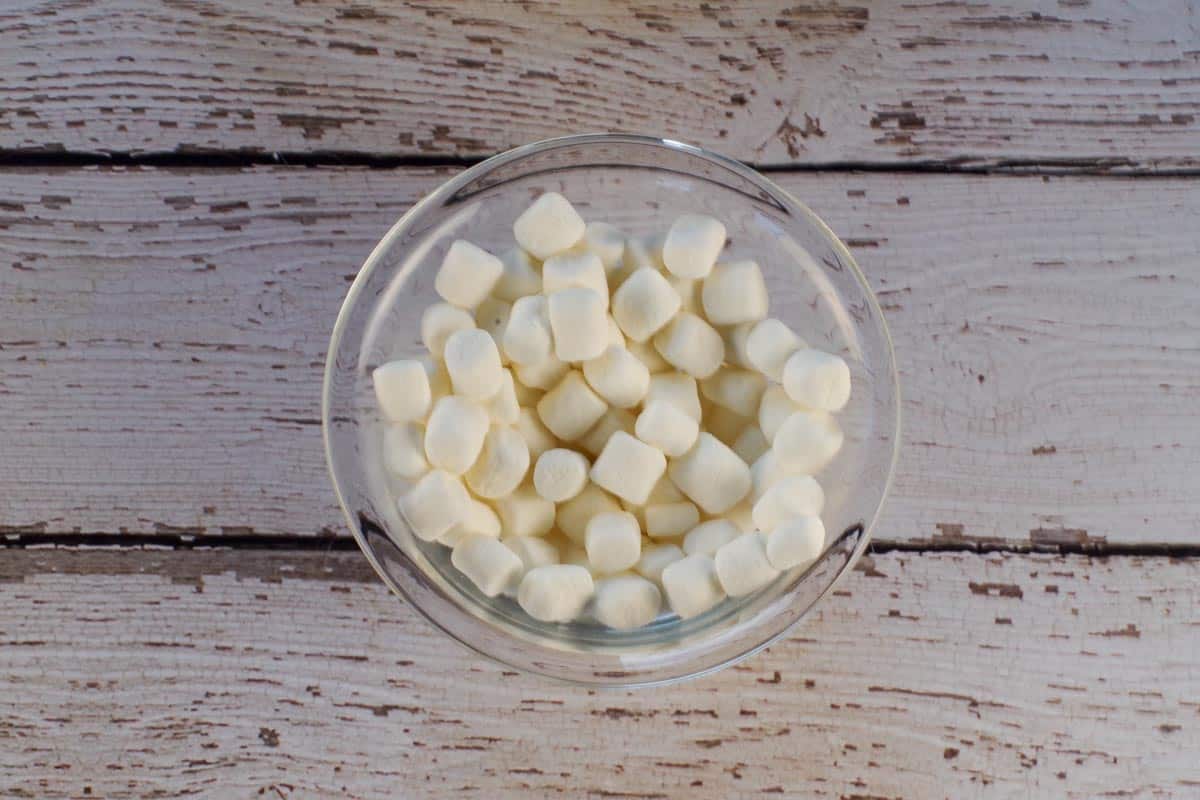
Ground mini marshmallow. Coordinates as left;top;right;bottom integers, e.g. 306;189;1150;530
537;371;608;441
503;295;554;367
421;356;451;402
593;574;662;630
704;403;749;447
533;448;590;502
585;511;642;574
424;396;489;474
474;296;512;353
782;348;852;412
440;498;502;548
583;222;626;275
766;516;826;571
702;260;768;325
645;502;700;539
382;423;429;480
514;352;569;391
399;469;469;541
436;240;504;309
611;268;681;342
606;316;626;349
444;328;504;399
714;533;779;597
653;312;724;379
543;250;609;303
774;410;844;474
668;433;751;514
516;407;558;459
557;483;622;543
682;519;739;556
668;275;702;315
465;426;530;499
577;407;637;458
621;232;665;274
561;543;592;571
646;474;686;505
752;474;825;532
494;247;542;302
661;554;725;619
548;288;609;362
646;372;701;421
517;564;595;622
511;377;543;407
627;338;670;373
726;500;756;533
591;431;668;506
452;535;525;597
750;448;802;502
662;214;726;279
635;400;699;457
504;535;561;571
746;318;803;381
636;543;684;585
732;425;769;465
485;369;520;425
758;385;800;442
701;368;767;418
494;483;555;539
373;360;431;423
722;322;756;369
583;346;650;409
421;302;476;359
513;192;586;260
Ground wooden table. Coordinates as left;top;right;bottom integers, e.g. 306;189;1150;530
3;2;1198;797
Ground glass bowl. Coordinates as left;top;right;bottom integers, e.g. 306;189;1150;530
323;134;900;687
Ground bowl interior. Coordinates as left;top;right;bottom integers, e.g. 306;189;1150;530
324;135;898;686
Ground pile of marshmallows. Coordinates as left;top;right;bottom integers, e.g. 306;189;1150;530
373;192;850;630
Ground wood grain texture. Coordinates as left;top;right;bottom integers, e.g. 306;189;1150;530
2;167;1197;545
0;548;1195;798
2;0;1199;168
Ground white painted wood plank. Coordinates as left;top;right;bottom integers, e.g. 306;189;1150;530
2;1;1198;167
0;549;1195;798
2;167;1197;544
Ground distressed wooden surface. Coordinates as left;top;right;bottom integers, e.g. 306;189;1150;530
0;549;1196;799
3;1;1199;168
1;167;1197;546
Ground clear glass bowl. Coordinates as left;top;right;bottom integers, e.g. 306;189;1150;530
323;134;900;687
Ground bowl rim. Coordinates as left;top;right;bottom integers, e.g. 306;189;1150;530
322;132;902;687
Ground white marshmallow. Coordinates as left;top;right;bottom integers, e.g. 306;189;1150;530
661;554;725;619
465;426;530;499
627;337;670;373
537;371;608;441
750;449;803;502
513;192;586;260
504;535;561;571
774;410;844;474
511;377;543;407
722;322;756;369
668;275;702;316
485;369;520;425
435;240;504;309
577;407;637;458
440;498;502;548
668;433;751;514
752;474;825;532
759;385;799;443
704;403;748;447
494;247;542;302
503;295;554;367
583;222;626;275
421;302;476;359
636;543;684;585
746;318;803;381
421;356;451;402
452;535;524;598
585;511;642;574
702;260;768;325
382;423;429;480
593;574;662;630
474;296;512;354
782;349;852;412
682;519;739;556
398;469;469;542
646;373;701;421
653;312;724;379
701;368;767;418
714;533;780;597
611;268;681;342
517;564;594;623
766;516;826;571
516;407;558;459
556;483;622;544
583;346;650;409
514;352;569;391
645;502;700;539
373;359;432;423
590;431;668;506
662;214;726;279
533;448;590;503
647;474;685;505
622;232;665;274
732;425;769;465
423;396;489;474
543;250;609;304
443;328;504;399
561;543;592;571
606;315;626;349
635;400;699;457
494;484;556;539
548;288;609;362
726;500;756;533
